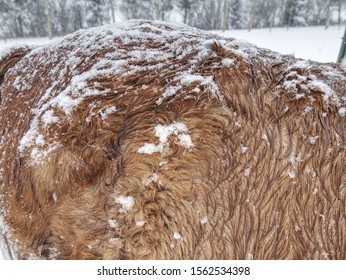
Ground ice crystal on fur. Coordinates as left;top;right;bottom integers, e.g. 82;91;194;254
115;195;134;213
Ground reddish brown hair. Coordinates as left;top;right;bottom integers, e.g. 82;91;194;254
0;21;345;259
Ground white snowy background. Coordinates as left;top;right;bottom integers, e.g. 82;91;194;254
1;25;344;63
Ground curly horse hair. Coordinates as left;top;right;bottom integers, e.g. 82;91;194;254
0;20;345;260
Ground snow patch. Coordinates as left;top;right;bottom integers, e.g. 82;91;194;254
157;75;220;105
303;105;312;114
308;136;319;144
310;79;339;105
136;221;146;227
304;167;317;180
52;192;58;202
143;173;159;186
288;171;296;179
241;146;249;154
234;121;241;128
280;70;342;110
176;133;194;148
338;107;346;117
0;44;31;61
155;122;188;143
100;106;117;120
42;110;60;128
322;251;330;260
108;219;118;228
138;122;194;154
115;195;134;213
200;216;208;225
261;133;268;142
294;93;305;100
222;58;236;67
159;161;168;166
173;232;183;240
138;143;164;154
292;60;311;69
289;155;302;166
29;143;60;165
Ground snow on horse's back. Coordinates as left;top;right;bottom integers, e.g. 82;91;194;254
0;20;345;259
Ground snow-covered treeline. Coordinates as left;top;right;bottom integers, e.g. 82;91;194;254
0;0;345;38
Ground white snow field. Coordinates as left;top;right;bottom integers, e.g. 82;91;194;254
212;25;345;64
0;24;344;63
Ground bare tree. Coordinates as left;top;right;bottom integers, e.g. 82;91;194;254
141;0;172;21
1;0;346;37
247;0;258;31
230;0;242;29
120;0;154;20
178;0;197;24
0;21;7;43
155;0;161;20
335;0;346;29
109;0;116;23
337;25;346;63
325;0;332;29
222;0;229;32
42;0;52;39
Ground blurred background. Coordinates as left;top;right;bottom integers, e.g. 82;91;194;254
0;0;346;63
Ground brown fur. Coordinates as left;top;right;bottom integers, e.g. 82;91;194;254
0;46;32;103
0;20;345;259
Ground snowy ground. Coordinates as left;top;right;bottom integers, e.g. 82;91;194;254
212;25;344;63
0;25;344;63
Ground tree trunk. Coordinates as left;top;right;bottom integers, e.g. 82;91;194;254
287;7;292;31
337;25;346;64
338;0;342;29
247;0;258;32
155;0;161;20
285;0;294;31
184;8;188;24
43;0;52;39
325;0;332;30
0;24;7;43
18;15;24;37
109;0;116;23
222;0;229;32
269;14;273;32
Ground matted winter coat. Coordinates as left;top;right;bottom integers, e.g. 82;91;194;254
0;20;345;259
